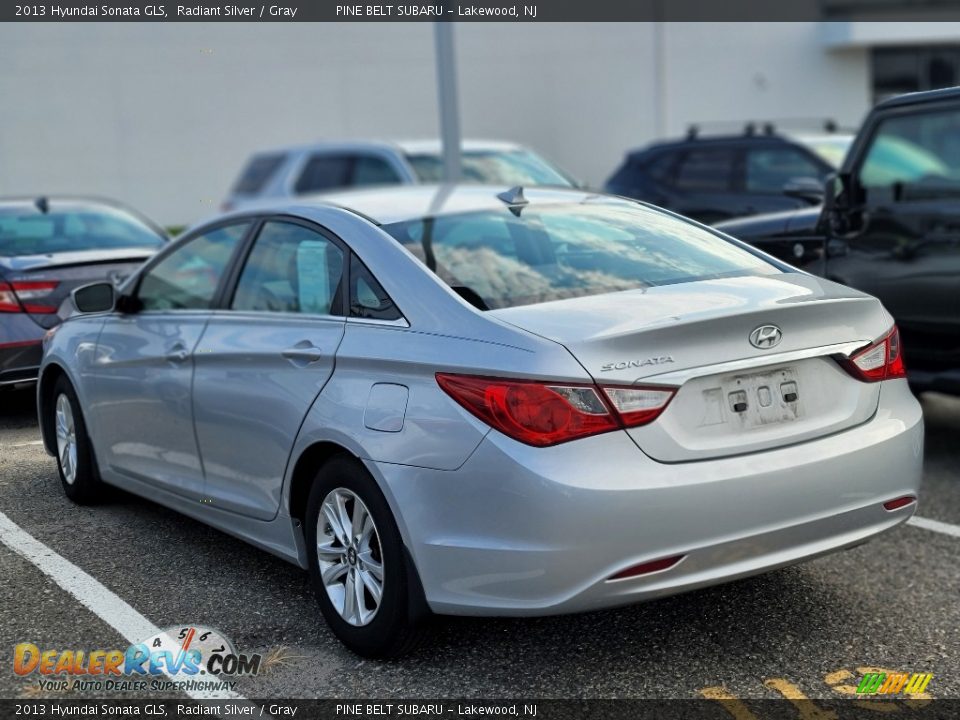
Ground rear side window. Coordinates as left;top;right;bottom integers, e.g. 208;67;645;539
295;154;353;194
645;152;679;185
0;204;164;257
231;221;344;315
382;202;779;310
349;254;401;321
232;154;286;194
674;149;736;192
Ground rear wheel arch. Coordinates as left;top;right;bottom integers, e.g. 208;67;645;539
287;442;430;629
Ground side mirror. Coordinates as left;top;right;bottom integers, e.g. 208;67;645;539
782;177;825;204
72;282;115;314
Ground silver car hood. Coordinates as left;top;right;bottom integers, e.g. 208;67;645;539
489;272;891;385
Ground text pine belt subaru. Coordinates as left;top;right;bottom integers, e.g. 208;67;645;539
38;185;923;658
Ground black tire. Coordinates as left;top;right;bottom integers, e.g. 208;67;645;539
49;375;103;504
305;454;429;658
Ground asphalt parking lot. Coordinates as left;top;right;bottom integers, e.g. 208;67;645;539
0;386;958;705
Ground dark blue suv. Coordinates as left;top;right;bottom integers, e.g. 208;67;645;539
605;126;849;224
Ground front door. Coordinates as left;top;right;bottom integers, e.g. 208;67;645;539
830;103;960;374
90;222;249;499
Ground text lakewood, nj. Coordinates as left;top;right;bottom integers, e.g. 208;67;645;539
336;4;538;17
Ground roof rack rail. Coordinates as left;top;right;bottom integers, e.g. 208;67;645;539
684;118;844;139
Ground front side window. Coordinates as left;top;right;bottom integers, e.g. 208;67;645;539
383;201;779;310
137;224;248;311
745;147;823;192
858;107;960;197
674;149;736;192
232;221;344;315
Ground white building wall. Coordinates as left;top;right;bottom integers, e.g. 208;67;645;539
0;22;872;226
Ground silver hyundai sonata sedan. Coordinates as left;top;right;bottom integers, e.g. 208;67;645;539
38;185;923;657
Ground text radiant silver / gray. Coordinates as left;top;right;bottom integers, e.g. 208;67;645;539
38;185;923;657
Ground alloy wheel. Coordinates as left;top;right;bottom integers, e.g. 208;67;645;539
316;487;384;627
54;394;78;486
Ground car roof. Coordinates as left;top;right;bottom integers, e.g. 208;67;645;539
875;85;960;110
630;134;796;157
252;138;525;158
226;184;617;227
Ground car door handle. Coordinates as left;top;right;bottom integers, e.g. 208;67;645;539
281;342;324;364
165;342;189;364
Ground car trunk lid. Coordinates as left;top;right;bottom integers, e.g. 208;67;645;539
490;273;891;462
1;248;153;329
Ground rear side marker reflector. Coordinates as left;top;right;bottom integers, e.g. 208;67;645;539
435;373;676;447
609;555;685;581
883;496;916;511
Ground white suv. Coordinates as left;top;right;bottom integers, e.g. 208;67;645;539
223;139;577;210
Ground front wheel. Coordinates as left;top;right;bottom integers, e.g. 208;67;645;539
305;455;428;658
50;376;104;504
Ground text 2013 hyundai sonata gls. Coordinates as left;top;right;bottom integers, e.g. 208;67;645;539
38;185;923;657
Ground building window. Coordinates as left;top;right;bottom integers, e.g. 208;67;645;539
872;47;959;104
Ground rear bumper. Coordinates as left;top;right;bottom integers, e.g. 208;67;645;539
374;380;923;616
0;316;45;385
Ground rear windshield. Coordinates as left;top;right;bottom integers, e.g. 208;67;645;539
0;205;164;257
382;201;781;310
232;153;286;194
406;150;573;187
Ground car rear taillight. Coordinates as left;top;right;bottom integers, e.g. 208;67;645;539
840;326;906;382
0;280;60;314
435;373;675;447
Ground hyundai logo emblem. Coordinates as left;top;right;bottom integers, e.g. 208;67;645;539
749;324;782;349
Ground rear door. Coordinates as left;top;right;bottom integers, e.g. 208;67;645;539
192;218;347;520
830;101;960;374
90;222;250;499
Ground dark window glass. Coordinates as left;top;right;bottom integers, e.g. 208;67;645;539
674;149;736;192
0;203;164;258
294;154;353;194
349;254;401;321
382;203;778;310
232;221;344;315
645;152;678;185
352;156;402;186
745;147;823;192
138;224;247;311
232;154;286;194
859;107;960;198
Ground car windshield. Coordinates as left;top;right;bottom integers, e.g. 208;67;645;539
406;150;573;186
0;204;164;257
382;201;781;310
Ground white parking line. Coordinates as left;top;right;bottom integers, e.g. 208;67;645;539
7;440;45;447
908;515;960;539
0;510;246;701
